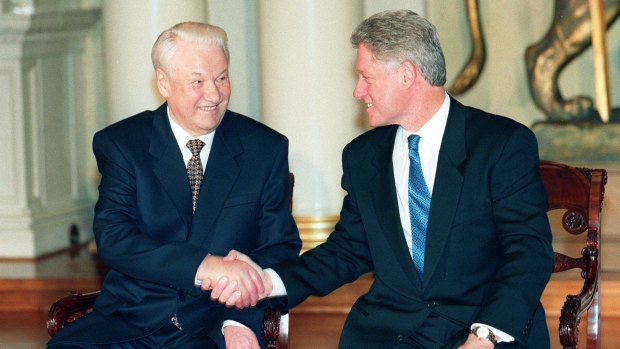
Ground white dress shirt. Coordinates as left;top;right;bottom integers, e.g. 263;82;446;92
168;111;214;172
393;93;449;256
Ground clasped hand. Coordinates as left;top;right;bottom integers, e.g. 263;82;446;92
196;250;272;309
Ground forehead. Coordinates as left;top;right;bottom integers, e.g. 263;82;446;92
173;40;228;72
356;44;395;75
356;44;375;69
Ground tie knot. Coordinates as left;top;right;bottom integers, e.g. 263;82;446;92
408;134;420;152
186;139;205;156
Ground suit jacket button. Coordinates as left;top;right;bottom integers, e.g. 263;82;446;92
427;301;437;309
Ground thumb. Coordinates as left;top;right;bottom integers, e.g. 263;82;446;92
223;249;239;262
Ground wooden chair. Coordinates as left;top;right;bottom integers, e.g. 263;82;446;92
47;174;294;349
539;160;607;349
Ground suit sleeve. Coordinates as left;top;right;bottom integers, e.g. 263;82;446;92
246;136;302;268
222;136;301;330
272;143;374;309
475;127;554;345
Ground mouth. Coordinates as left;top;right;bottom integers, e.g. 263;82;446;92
199;105;217;112
366;103;373;108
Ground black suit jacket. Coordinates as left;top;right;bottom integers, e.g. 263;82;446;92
49;103;301;348
273;98;553;348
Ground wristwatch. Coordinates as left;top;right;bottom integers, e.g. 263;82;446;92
471;326;498;345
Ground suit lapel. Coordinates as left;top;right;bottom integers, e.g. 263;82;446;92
189;112;241;246
366;126;423;290
150;103;193;230
423;98;467;286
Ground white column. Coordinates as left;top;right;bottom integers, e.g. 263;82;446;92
0;7;101;258
257;1;365;251
101;0;207;124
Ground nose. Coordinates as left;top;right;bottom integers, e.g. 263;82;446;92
353;76;366;100
203;81;221;102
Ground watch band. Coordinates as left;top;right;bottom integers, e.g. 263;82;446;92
472;325;498;345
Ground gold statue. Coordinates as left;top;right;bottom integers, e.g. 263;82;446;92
450;0;620;122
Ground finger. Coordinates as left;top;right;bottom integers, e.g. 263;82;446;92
200;278;212;291
248;268;265;298
238;268;260;306
217;280;238;305
210;276;228;300
226;290;241;309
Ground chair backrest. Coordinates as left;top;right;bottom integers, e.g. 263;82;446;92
539;160;607;349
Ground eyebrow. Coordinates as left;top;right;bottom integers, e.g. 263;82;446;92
189;68;228;77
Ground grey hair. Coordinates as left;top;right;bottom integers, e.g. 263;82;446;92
350;9;446;86
151;21;229;78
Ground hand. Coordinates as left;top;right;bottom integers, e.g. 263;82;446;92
196;254;264;309
223;325;260;349
457;334;495;349
210;250;273;309
225;250;273;298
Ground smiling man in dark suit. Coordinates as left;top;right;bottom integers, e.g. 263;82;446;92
47;21;301;349
216;10;554;349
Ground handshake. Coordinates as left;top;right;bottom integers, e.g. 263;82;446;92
196;250;273;309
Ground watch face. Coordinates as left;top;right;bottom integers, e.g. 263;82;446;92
476;327;490;338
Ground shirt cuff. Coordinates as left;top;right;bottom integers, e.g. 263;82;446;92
264;268;287;297
194;253;211;287
471;323;514;343
221;320;250;334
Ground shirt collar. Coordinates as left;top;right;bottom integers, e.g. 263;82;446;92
167;107;215;152
400;91;450;149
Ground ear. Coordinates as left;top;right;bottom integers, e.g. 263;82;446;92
156;68;170;98
399;61;416;87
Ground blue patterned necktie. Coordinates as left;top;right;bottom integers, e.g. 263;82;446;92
408;135;431;280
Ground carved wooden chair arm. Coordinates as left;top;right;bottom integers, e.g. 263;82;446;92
264;308;282;348
555;246;599;347
46;290;100;337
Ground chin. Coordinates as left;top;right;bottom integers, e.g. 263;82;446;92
367;117;384;128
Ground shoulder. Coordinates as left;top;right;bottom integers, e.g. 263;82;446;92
457;101;530;136
344;125;397;154
452;101;535;149
94;106;162;142
454;101;539;161
219;110;288;145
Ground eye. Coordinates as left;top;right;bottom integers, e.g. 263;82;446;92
192;80;203;85
216;75;228;83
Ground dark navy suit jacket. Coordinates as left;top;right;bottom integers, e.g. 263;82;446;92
273;98;553;348
49;103;301;348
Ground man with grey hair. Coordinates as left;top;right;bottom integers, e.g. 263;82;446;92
215;10;553;348
47;21;301;349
